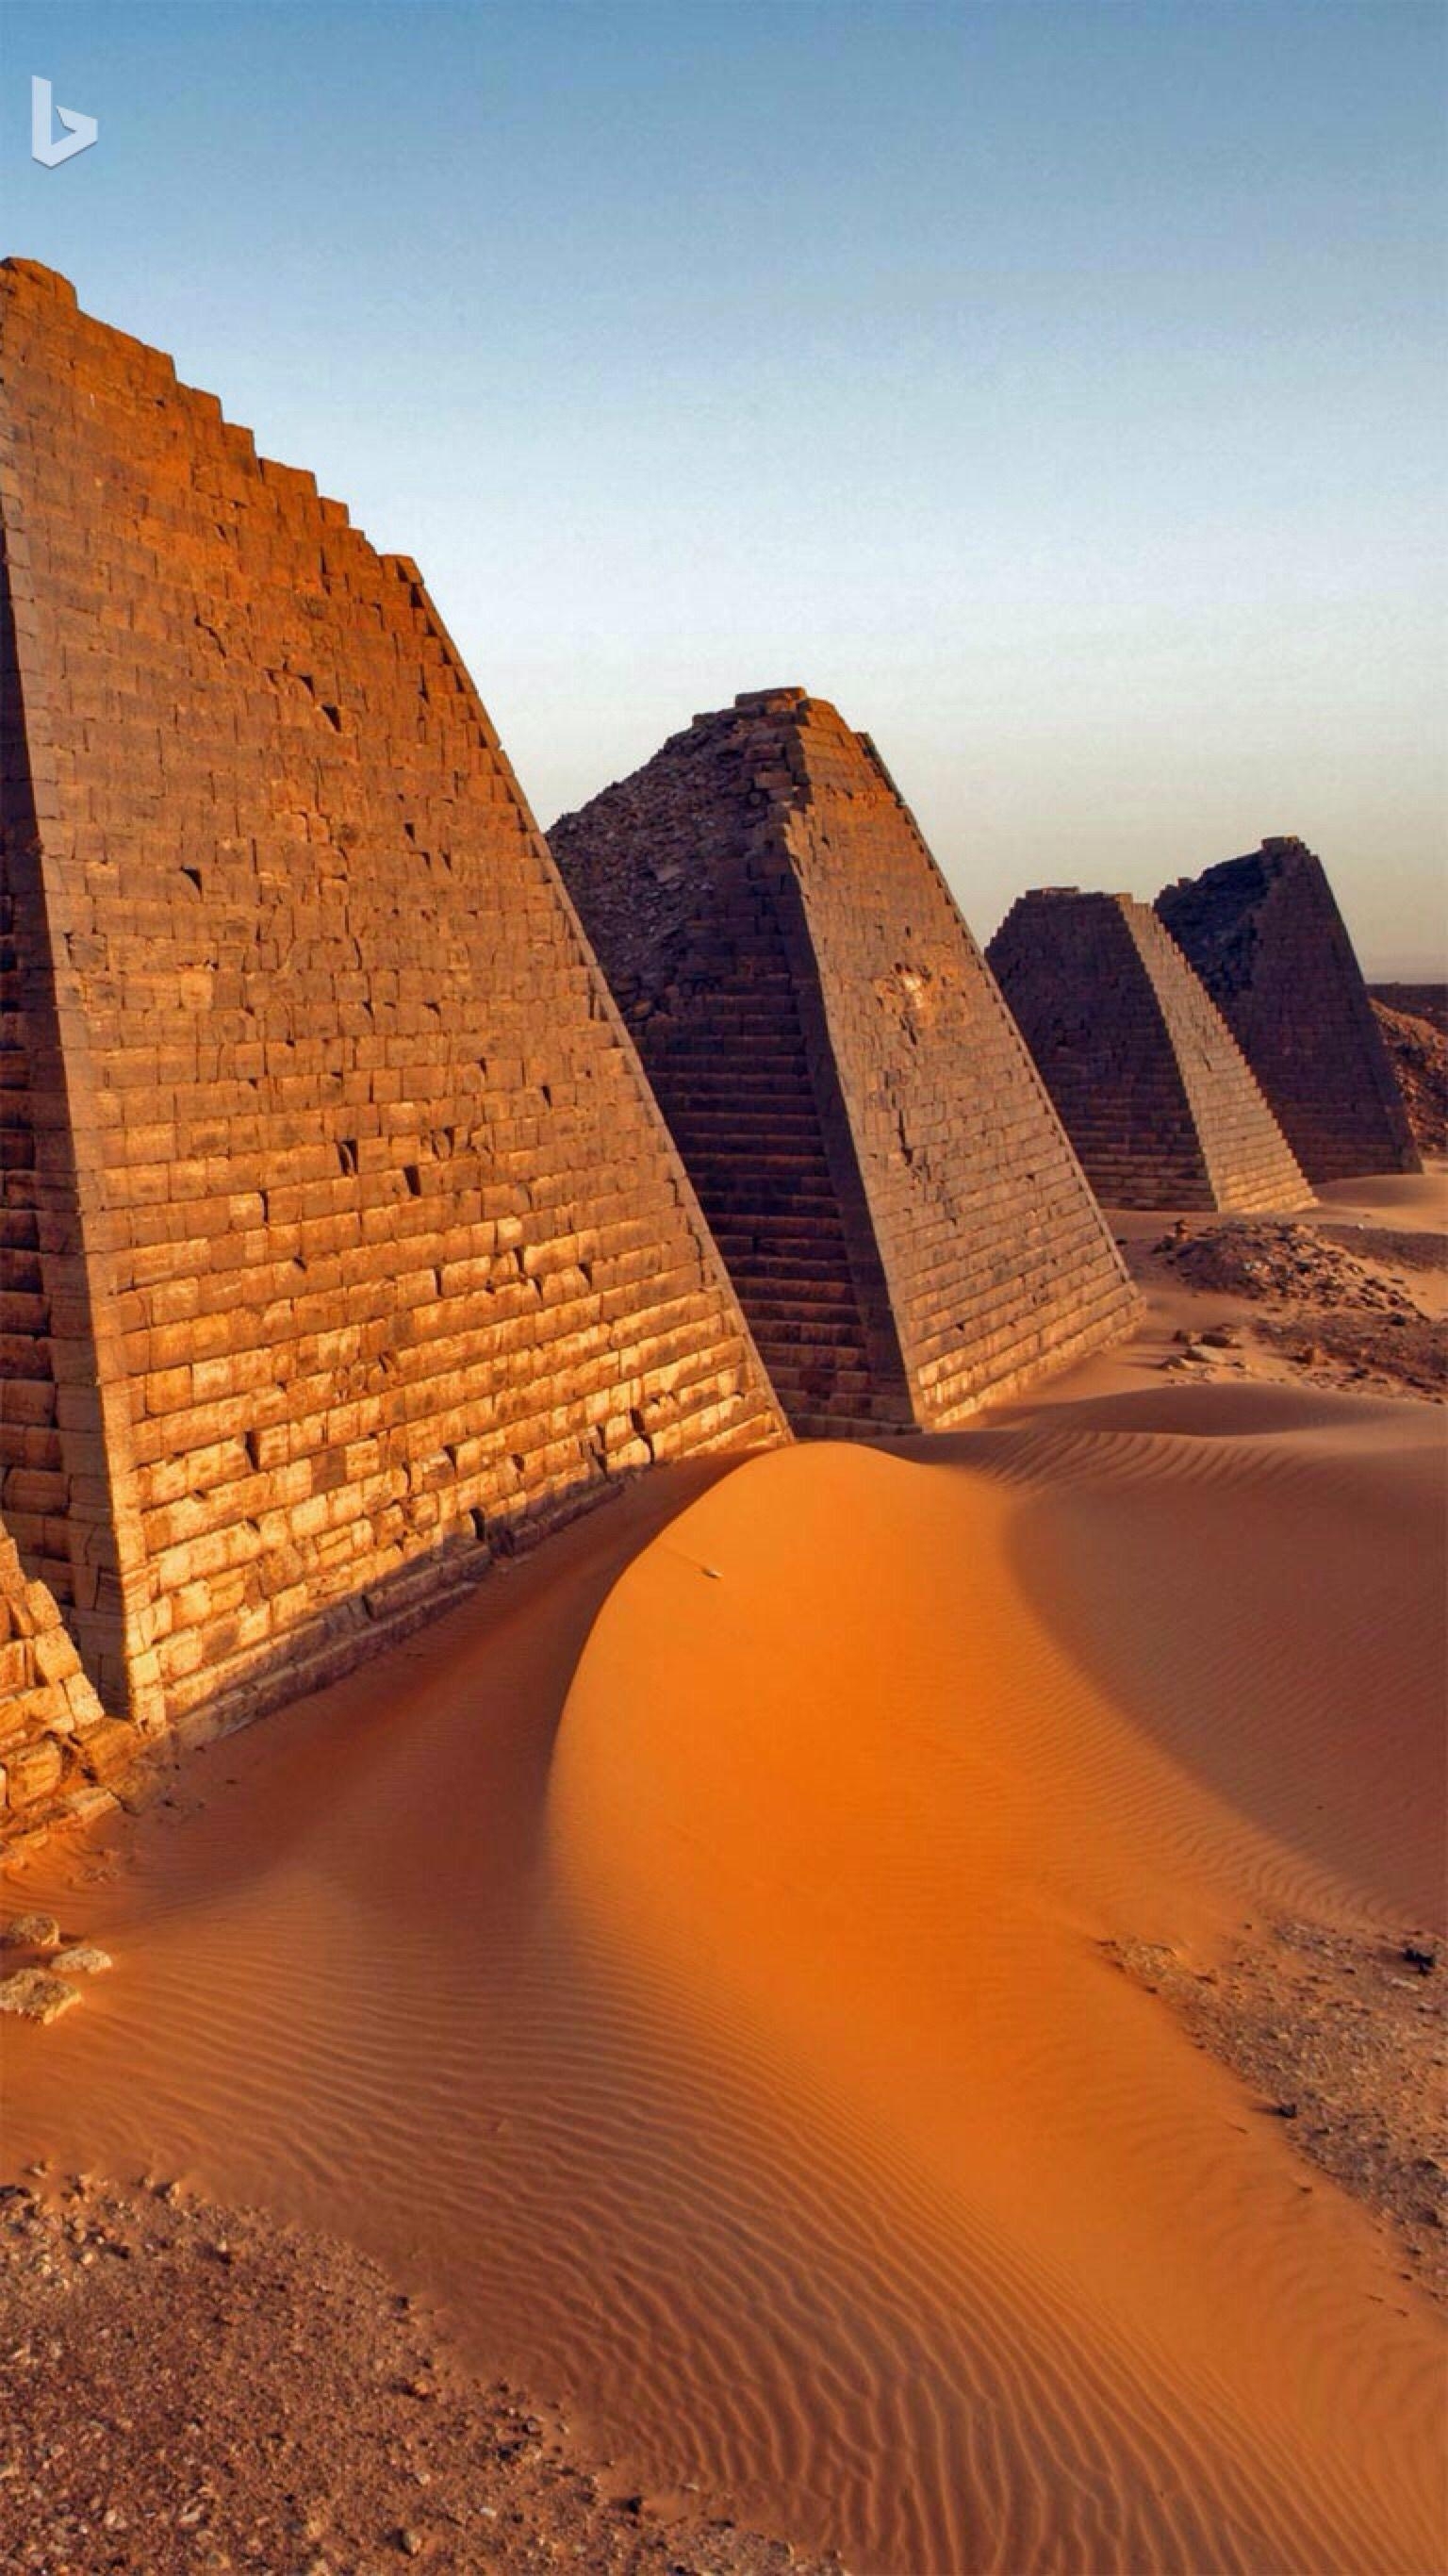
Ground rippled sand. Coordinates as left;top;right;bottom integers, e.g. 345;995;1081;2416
5;1383;1444;2572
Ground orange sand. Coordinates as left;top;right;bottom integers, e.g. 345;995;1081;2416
4;1385;1444;2572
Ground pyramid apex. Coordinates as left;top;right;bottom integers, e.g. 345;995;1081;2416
732;686;809;714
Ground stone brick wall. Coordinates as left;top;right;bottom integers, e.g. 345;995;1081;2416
0;259;783;1763
0;1512;140;1838
551;690;1141;1434
1158;841;1421;1182
987;890;1312;1212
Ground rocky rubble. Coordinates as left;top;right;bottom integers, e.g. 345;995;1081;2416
1137;1217;1448;1399
0;2174;841;2575
0;1908;113;2023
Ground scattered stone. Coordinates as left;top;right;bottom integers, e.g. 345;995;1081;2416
0;1968;81;2024
0;2175;832;2575
1131;1215;1448;1402
0;1912;60;1951
52;1943;112;1975
1104;1917;1448;2301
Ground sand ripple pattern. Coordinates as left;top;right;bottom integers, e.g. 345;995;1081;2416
8;1388;1444;2573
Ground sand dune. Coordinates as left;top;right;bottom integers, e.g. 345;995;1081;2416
4;1386;1443;2572
548;1396;1443;2568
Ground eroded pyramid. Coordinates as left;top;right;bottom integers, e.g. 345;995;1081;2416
551;690;1141;1435
987;890;1312;1212
1157;839;1420;1182
0;260;782;1758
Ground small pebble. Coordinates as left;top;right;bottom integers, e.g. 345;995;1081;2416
0;1969;80;2025
52;1945;111;1976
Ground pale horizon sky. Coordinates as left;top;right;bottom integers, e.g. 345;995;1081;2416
4;0;1444;974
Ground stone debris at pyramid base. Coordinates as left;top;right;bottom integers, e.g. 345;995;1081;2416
0;1517;142;1841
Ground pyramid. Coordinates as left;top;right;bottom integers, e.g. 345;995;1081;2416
986;890;1313;1212
550;690;1141;1435
1157;840;1420;1181
0;260;783;1757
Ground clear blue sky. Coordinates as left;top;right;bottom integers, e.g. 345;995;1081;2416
3;1;1443;971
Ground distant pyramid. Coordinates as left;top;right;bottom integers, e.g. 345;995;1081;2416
551;690;1141;1435
0;259;782;1763
1157;840;1420;1181
987;890;1312;1213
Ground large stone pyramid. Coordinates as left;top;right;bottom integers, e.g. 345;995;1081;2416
1158;839;1420;1181
987;890;1312;1212
0;260;782;1759
551;690;1141;1435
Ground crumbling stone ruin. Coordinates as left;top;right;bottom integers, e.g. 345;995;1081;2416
0;258;783;1814
0;1514;135;1834
551;691;1141;1434
1158;840;1421;1182
987;890;1312;1213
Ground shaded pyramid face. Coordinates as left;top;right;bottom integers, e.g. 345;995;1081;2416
551;690;1141;1436
0;260;782;1750
987;890;1313;1214
1157;840;1421;1182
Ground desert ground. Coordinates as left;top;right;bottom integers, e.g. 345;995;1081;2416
2;1174;1444;2576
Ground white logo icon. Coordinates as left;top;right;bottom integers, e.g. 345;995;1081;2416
31;75;98;169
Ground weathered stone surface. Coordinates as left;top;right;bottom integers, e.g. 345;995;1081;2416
0;1909;60;1950
987;890;1312;1213
0;1516;141;1837
0;1966;79;2023
551;691;1142;1435
51;1943;111;1974
1157;841;1421;1182
0;260;784;1764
